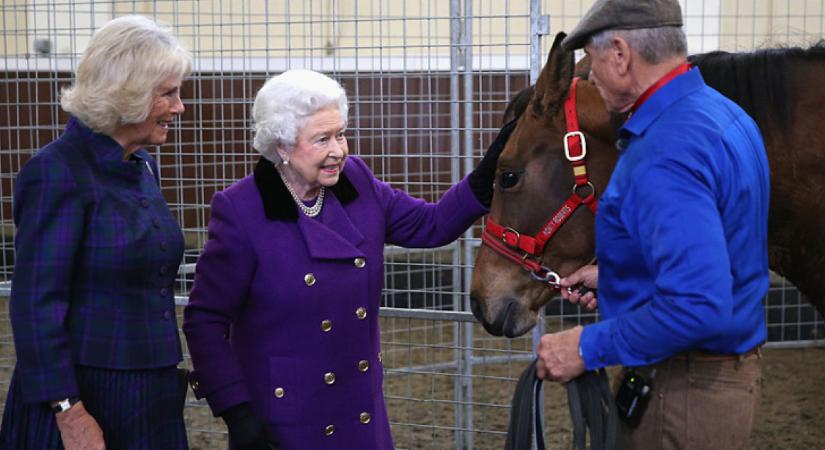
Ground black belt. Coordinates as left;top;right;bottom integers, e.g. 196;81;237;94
673;346;762;361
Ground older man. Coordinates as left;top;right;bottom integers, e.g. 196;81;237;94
534;1;770;449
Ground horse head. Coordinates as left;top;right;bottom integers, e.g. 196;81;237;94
469;32;619;338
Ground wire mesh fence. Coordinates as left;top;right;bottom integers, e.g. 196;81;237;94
1;1;824;448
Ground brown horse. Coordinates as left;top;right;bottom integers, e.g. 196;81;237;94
470;32;825;338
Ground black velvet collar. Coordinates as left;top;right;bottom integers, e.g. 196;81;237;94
253;157;359;221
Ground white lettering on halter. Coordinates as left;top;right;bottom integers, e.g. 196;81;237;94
544;204;572;234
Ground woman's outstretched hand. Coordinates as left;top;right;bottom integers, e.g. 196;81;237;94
468;119;518;207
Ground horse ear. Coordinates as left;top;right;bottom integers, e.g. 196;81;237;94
532;32;576;116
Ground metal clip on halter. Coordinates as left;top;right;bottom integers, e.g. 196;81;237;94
530;265;561;288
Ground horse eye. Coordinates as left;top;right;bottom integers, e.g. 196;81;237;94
499;171;521;189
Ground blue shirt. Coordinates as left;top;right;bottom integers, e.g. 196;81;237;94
580;68;770;369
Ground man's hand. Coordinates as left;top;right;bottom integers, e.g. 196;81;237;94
54;401;105;450
559;265;598;310
536;325;585;382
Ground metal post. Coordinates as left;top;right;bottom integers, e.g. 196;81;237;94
529;2;550;449
460;0;475;448
449;1;466;448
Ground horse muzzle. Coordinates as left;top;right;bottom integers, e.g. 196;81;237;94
470;296;533;338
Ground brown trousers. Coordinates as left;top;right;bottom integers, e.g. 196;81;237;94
620;350;762;450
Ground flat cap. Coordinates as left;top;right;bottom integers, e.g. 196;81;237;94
561;0;683;51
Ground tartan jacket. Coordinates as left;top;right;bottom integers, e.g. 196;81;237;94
10;117;185;404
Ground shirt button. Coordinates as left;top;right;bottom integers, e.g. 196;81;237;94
140;198;149;208
162;310;171;320
160;288;168;296
323;372;336;385
355;307;367;320
190;380;199;391
304;273;316;286
152;218;160;228
359;412;371;424
378;352;383;363
324;424;335;436
159;266;168;275
160;241;167;251
354;257;366;268
358;360;369;372
274;387;285;398
321;320;332;332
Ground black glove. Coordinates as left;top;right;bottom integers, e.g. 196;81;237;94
468;119;519;207
221;402;280;450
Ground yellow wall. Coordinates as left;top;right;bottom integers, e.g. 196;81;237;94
720;0;825;49
1;0;30;57
2;0;823;62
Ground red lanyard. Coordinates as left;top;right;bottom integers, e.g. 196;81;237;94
630;63;691;113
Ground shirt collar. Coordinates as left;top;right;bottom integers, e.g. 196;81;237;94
66;116;148;163
620;67;706;138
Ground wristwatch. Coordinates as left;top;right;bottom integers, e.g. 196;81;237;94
51;397;80;413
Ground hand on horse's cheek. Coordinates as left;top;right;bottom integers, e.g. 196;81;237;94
536;325;585;382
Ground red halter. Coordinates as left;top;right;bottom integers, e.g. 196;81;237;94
481;77;598;289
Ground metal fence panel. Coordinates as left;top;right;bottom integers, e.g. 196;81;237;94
1;1;824;449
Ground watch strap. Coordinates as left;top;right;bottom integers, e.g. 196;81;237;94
51;396;80;413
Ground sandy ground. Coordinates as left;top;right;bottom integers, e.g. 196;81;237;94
0;301;822;449
381;347;825;450
180;340;825;449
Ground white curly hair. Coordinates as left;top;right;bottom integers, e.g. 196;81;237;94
252;69;349;164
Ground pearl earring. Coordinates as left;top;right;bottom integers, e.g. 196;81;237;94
282;159;289;166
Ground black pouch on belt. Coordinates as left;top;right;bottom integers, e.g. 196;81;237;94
615;369;652;428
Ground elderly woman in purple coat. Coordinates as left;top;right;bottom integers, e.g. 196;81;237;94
183;69;513;449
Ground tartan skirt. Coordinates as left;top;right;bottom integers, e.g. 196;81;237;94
0;365;189;450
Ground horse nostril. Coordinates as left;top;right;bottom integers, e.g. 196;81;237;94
469;296;484;322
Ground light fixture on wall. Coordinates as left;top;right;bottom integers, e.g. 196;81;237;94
33;38;51;56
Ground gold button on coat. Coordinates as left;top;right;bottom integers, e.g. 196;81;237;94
356;307;367;320
324;424;335;436
359;412;371;424
274;387;285;398
304;273;316;286
324;372;336;384
354;257;366;268
358;360;369;372
321;320;332;332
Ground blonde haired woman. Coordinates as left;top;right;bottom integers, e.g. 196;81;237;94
0;15;192;450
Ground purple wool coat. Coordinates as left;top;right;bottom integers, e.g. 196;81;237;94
183;156;487;449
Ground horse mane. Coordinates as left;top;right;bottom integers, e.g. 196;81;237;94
502;86;534;125
689;41;825;138
501;41;825;133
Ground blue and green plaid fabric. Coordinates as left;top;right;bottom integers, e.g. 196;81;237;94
9;117;185;403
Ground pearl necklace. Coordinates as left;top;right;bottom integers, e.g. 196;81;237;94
275;164;325;217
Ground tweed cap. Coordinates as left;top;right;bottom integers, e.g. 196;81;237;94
561;0;683;51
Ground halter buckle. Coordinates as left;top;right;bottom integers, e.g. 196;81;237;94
564;131;587;162
501;227;521;247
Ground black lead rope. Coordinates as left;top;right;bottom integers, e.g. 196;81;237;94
505;359;621;450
